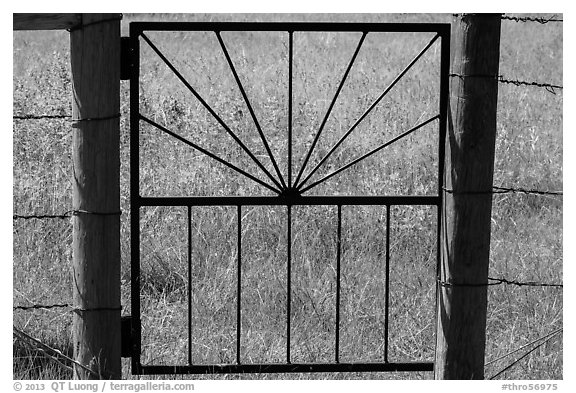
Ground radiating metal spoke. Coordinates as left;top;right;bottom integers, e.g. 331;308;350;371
140;32;284;191
296;33;441;191
294;32;367;189
299;115;439;194
140;114;281;194
216;32;287;190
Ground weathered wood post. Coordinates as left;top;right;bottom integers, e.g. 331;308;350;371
435;13;501;379
13;12;123;380
70;13;122;379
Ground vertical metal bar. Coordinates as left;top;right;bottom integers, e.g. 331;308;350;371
335;204;342;363
286;205;292;363
237;205;242;364
187;206;192;366
384;205;391;363
129;24;142;374
288;31;293;188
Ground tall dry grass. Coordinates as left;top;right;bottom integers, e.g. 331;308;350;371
13;13;562;380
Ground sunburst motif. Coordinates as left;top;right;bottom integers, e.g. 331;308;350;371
137;25;442;198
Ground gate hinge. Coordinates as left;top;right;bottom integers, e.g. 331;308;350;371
121;315;132;358
120;36;132;81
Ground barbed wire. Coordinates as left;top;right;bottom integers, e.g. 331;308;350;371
438;276;563;288
485;327;563;367
14;327;74;376
501;15;563;24
13;212;73;220
449;73;563;94
442;186;562;197
13;113;122;133
13;210;122;220
488;328;562;379
13;326;100;378
13;303;71;311
13;114;71;120
488;277;563;288
13;303;122;313
492;186;562;196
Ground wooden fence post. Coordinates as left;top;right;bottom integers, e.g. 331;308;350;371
435;13;501;379
71;13;122;379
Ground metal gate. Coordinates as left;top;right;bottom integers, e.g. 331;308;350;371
129;21;450;375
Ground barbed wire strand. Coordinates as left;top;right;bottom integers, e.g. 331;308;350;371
488;329;562;380
13;326;100;378
13;113;121;122
438;277;562;288
492;186;562;196
501;15;563;24
12;185;561;222
14;329;74;375
13;213;72;220
13;303;71;311
449;73;563;94
442;186;562;197
13;210;122;220
485;327;563;367
13;114;71;120
488;277;563;288
13;303;122;313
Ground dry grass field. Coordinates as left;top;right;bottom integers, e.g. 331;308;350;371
13;13;562;380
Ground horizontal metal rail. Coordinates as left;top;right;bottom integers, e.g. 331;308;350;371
131;21;450;33
136;195;440;207
138;362;434;374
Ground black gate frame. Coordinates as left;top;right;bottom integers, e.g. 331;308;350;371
129;21;450;375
